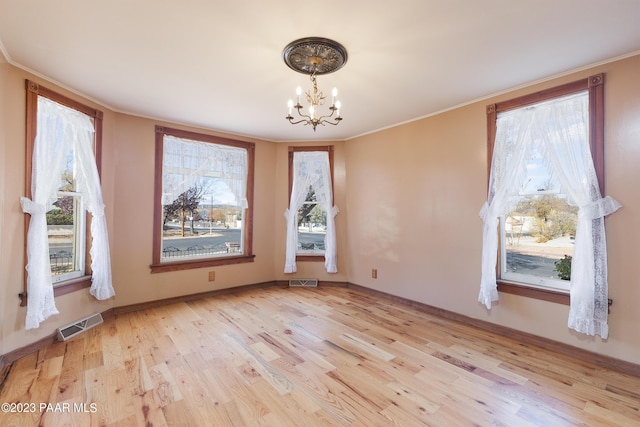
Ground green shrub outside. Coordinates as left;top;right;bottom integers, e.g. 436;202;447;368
46;212;73;225
554;255;572;280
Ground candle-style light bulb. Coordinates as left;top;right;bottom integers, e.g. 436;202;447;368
335;100;341;118
296;86;302;105
309;105;315;119
332;87;338;105
287;99;293;116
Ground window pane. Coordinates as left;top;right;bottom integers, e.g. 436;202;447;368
47;194;84;283
48;143;86;283
160;136;247;262
296;186;326;254
161;182;243;260
60;148;76;192
502;194;577;289
297;203;326;254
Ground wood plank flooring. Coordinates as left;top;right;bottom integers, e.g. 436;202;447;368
1;286;639;426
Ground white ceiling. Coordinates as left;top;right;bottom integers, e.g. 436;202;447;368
1;1;639;142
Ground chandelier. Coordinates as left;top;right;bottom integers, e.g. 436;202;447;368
283;37;348;131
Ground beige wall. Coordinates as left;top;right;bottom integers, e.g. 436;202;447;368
345;54;640;364
0;66;282;354
2;54;639;365
110;114;279;306
0;51;8;356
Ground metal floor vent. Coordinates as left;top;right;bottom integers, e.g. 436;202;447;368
288;278;318;288
56;313;104;341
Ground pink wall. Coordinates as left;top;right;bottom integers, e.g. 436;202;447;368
2;54;640;365
109;114;279;306
344;54;640;364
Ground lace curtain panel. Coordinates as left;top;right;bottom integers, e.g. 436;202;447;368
479;92;620;338
20;96;114;330
284;151;338;273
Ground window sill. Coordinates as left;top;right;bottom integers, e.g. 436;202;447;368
19;275;91;307
150;254;255;273
497;280;613;312
497;280;570;305
296;255;324;262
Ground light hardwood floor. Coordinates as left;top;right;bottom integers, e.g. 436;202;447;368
1;286;639;426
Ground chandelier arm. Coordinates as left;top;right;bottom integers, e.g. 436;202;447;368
316;107;337;122
318;118;342;126
293;105;313;121
287;117;312;126
318;110;333;121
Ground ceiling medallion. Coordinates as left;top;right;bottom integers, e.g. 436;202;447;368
283;37;348;75
283;37;347;131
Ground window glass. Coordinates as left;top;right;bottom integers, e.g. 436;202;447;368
43;103;90;284
161;136;246;261
496;91;587;292
500;143;578;290
296;185;327;254
47;192;86;283
152;126;255;271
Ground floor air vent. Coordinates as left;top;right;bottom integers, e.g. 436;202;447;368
56;313;104;341
288;278;318;288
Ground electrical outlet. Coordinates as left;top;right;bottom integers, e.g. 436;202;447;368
208;271;216;281
372;269;377;279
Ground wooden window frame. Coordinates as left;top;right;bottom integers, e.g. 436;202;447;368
21;80;104;306
486;74;604;305
288;145;334;262
150;126;255;273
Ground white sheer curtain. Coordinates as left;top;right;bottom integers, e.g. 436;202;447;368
479;92;620;338
284;151;338;273
537;94;621;337
163;136;248;208
479;109;535;307
20;97;114;330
